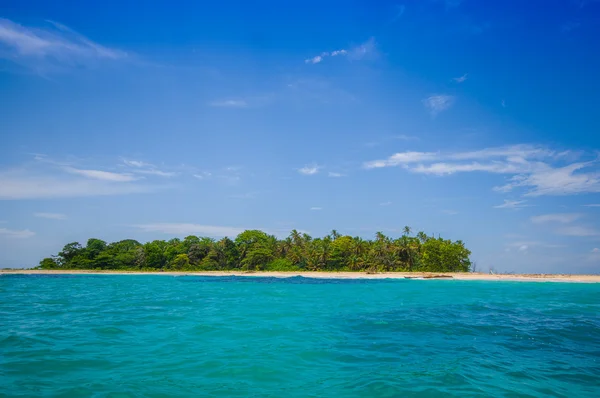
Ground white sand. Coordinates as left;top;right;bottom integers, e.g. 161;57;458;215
2;270;599;282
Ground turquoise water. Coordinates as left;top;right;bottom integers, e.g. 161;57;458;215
1;275;599;397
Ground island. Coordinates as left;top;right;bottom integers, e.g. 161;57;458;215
34;228;472;273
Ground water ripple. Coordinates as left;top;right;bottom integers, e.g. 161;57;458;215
1;275;599;397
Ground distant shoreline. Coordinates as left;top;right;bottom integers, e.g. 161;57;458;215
2;270;599;283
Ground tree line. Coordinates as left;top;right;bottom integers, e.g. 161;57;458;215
37;228;472;272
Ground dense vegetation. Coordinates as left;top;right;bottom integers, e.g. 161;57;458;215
37;228;472;272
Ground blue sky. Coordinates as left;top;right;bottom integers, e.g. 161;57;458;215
1;0;600;273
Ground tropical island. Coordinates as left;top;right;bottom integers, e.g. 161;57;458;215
36;228;473;273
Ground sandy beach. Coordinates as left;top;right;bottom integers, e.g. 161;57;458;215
2;270;599;282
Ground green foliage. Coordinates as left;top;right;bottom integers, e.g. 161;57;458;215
40;228;472;272
39;257;59;269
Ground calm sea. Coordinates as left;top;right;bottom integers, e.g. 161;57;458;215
1;275;599;397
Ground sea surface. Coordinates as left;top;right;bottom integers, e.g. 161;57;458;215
1;275;599;397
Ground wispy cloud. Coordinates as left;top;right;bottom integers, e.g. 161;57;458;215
0;18;126;72
132;223;246;237
298;164;321;175
453;73;468;83
123;160;150;168
583;204;600;207
380;201;392;206
0;228;35;239
328;172;345;178
310;207;322;211
64;166;137;182
208;99;248;108
442;209;458;215
392;4;406;23
592;248;600;253
531;213;582;224
501;99;506;108
305;50;347;64
364;144;600;196
34;212;67;220
122;159;178;177
422;94;455;115
193;172;212;180
0;158;162;200
364;151;438;168
493;199;530;209
304;37;377;64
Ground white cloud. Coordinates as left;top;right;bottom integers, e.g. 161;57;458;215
132;169;177;177
592;248;599;253
64;166;137;182
496;162;600;197
0;228;35;239
209;99;248;108
0;18;126;71
34;212;67;220
493;199;529;209
304;37;376;64
422;95;455;115
531;213;581;224
365;144;600;196
584;204;600;207
123;159;150;168
310;207;322;211
298;164;321;175
501;99;506;108
364;151;437;169
379;201;392;206
348;37;377;60
132;223;246;237
193;172;212;180
453;73;468;83
328;172;345;178
305;54;324;64
0;169;156;200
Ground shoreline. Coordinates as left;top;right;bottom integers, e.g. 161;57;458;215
1;270;599;282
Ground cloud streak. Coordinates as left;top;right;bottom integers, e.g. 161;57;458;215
64;167;137;182
298;164;321;175
34;212;67;220
453;73;468;83
493;199;529;209
0;18;126;72
422;95;455;115
304;37;377;64
122;159;178;177
364;144;600;196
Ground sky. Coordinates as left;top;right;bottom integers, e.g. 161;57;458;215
1;0;600;273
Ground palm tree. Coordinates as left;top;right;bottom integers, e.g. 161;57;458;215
403;226;412;236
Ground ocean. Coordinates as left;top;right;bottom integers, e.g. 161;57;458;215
1;274;599;397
